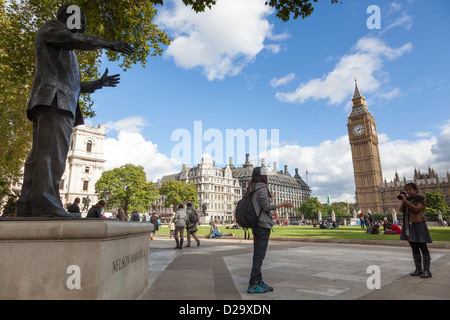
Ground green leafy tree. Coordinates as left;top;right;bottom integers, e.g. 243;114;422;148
95;164;159;214
323;201;355;221
159;179;198;209
0;0;171;200
425;190;449;220
299;197;323;220
181;0;341;22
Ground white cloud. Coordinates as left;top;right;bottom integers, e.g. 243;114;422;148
104;116;148;134
156;0;284;80
415;131;432;138
103;117;181;181
259;121;450;204
270;73;296;88
275;36;412;105
383;2;413;32
378;134;438;181
260;136;354;203
431;120;450;164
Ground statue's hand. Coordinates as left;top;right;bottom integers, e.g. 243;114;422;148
99;68;120;87
110;41;134;55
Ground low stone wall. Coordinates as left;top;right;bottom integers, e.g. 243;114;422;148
0;219;153;300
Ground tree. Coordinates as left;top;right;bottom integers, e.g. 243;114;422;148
299;197;323;220
159;179;198;209
95;164;159;214
181;0;341;22
425;190;449;220
0;0;171;200
323;201;355;221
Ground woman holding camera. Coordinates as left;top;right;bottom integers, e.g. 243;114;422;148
399;183;432;278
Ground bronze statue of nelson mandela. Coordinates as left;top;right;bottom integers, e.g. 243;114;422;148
16;4;133;217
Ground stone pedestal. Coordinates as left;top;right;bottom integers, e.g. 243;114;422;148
0;219;153;300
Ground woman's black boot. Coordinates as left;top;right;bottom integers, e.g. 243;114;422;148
420;255;432;278
410;255;422;276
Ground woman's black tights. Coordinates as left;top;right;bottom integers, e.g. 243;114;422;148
409;241;430;256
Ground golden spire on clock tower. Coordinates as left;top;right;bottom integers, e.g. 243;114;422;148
349;79;369;117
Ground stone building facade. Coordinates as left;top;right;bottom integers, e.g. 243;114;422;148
158;149;242;223
159;150;311;223
231;154;311;221
60;124;106;212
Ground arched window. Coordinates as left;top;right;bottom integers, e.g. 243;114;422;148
86;140;92;152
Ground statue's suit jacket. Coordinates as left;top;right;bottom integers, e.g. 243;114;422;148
27;20;105;126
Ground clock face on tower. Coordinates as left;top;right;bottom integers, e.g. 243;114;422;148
352;124;365;136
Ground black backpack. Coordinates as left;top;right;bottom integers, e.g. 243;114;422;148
131;212;140;221
187;208;199;224
235;194;262;229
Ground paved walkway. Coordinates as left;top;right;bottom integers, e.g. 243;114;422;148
139;235;450;301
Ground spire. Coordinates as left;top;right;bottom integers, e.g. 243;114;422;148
352;78;363;100
349;78;368;117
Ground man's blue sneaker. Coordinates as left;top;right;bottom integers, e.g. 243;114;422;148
257;279;274;292
247;283;267;294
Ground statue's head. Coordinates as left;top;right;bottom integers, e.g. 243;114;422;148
57;4;87;33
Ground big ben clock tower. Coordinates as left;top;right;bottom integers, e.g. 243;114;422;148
347;80;383;213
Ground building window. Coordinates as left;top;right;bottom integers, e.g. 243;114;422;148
59;179;64;190
83;181;89;191
86;140;92;152
85;166;90;173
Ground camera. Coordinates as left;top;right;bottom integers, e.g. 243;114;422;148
397;191;406;200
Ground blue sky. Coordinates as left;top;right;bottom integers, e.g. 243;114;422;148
86;0;450;203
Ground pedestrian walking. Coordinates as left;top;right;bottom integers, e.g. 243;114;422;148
173;204;187;249
150;212;159;240
246;167;293;294
399;182;433;278
359;213;365;229
185;203;200;247
169;213;175;239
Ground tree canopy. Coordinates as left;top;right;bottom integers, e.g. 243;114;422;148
425;190;449;220
322;201;355;219
180;0;341;22
159;179;198;209
95;164;159;213
299;197;323;219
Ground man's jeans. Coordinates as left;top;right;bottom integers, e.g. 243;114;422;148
250;225;271;285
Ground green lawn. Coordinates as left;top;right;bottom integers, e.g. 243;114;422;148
155;224;450;242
